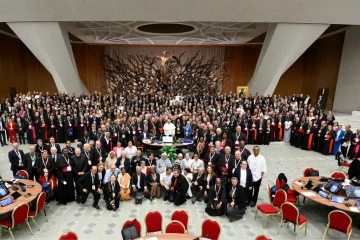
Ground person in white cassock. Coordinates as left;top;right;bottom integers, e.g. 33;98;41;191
163;119;176;136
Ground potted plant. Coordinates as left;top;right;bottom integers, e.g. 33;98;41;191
160;146;177;161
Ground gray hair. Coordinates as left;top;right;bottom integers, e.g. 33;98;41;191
231;177;238;182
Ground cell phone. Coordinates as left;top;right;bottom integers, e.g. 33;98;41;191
20;185;26;192
1;197;13;207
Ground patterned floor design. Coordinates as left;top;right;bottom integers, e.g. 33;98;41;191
0;142;359;240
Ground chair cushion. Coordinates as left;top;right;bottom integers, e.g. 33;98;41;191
257;204;278;214
0;217;12;227
298;215;307;225
28;210;36;217
287;195;297;203
341;163;351;167
332;224;352;233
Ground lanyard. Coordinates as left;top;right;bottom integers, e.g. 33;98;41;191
62;155;70;165
42;158;48;168
96;148;101;155
209;153;215;161
215;186;221;197
235;159;241;167
231;187;236;199
84;151;90;160
225;155;230;163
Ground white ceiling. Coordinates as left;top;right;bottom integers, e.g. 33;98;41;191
67;21;268;45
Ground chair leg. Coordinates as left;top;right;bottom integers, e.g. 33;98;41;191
31;217;39;231
263;215;268;228
26;220;33;235
348;231;352;240
9;229;14;240
305;222;307;236
42;210;48;221
254;209;258;220
277;218;283;234
296;226;300;240
322;226;329;240
46;203;55;213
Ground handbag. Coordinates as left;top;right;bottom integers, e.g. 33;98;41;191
67;129;73;136
121;218;139;240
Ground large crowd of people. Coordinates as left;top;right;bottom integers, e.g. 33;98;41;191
3;90;360;222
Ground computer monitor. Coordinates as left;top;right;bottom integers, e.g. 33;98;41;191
324;180;343;194
345;185;360;198
163;136;173;143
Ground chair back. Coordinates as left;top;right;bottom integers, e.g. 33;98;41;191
36;192;46;214
331;171;346;180
303;167;314;177
266;184;272;203
328;210;352;233
16;170;29;179
145;211;162;234
201;218;221;240
273;189;287;208
165;220;185;234
281;202;300;224
123;219;142;237
171;210;189;230
255;234;273;240
59;231;78;240
11;204;29;228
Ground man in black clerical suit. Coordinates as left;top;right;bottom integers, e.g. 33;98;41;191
23;145;39;181
130;166;147;198
77;166;101;209
170;169;189;206
191;167;205;203
231;126;246;152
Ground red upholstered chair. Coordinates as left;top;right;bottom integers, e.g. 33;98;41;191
0;203;33;239
201;218;221;240
331;171;347;180
254;187;287;228
122;219;142;237
322;210;352;240
145;211;162;235
58;231;78;240
165;220;186;234
44;178;55;213
338;162;351;171
171;210;189;232
303;167;314;177
275;178;299;199
277;202;307;240
16;170;29;179
255;234;273;240
28;192;48;230
134;136;145;152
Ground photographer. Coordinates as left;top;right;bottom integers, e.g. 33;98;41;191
103;174;120;211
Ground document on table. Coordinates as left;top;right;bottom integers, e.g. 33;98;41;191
350;207;359;212
302;192;317;197
294;182;303;185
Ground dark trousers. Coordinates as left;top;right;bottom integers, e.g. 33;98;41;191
0;131;6;145
251;178;262;204
190;185;204;200
80;190;100;206
131;187;144;198
105;195;120;210
29;167;38;181
161;186;171;199
18;132;25;144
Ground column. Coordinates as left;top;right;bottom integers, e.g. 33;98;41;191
248;23;329;95
333;26;360;113
7;22;88;93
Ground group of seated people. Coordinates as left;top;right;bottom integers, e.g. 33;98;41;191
8;134;261;223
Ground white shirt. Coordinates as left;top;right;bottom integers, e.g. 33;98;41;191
182;159;193;169
163;123;176;136
116;148;122;157
248;154;267;182
304;97;310;105
125;146;137;159
160;172;173;187
141;167;147;175
240;169;247;188
191;160;204;173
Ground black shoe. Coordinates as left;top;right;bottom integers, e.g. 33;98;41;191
168;196;173;203
93;205;100;210
163;196;168;201
250;202;256;207
198;197;203;202
4;143;8;145
246;201;251;206
62;202;67;205
191;197;196;204
76;199;80;204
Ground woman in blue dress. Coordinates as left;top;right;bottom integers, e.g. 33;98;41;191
333;124;344;155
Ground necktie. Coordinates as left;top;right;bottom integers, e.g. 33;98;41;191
92;175;95;184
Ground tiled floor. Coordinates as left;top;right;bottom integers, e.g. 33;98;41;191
0;142;359;240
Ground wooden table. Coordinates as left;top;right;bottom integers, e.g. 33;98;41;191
0;179;42;215
292;176;360;214
142;140;192;148
138;233;200;239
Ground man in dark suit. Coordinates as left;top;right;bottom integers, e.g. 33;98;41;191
8;143;25;177
317;95;324;109
91;140;107;166
131;166;147;198
48;136;61;153
100;132;112;153
231;126;246;152
341;125;353;158
203;145;220;169
71;148;88;202
190;166;205;203
130;150;145;174
233;160;253;205
77;166;101;209
23;145;39;181
217;146;235;182
138;128;150;142
170;169;189;206
0;117;7;146
79;131;90;145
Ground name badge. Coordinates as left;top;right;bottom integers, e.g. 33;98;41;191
80;124;84;127
98;157;102;161
122;134;125;138
225;163;228;168
300;126;302;129
88;160;92;165
51;125;55;128
177;128;180;130
69;124;72;127
214;197;218;201
356;138;359;143
206;184;210;189
44;168;48;173
29;125;32;128
113;133;117;137
67;166;72;171
92;185;95;190
133;131;136;134
235;141;239;145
